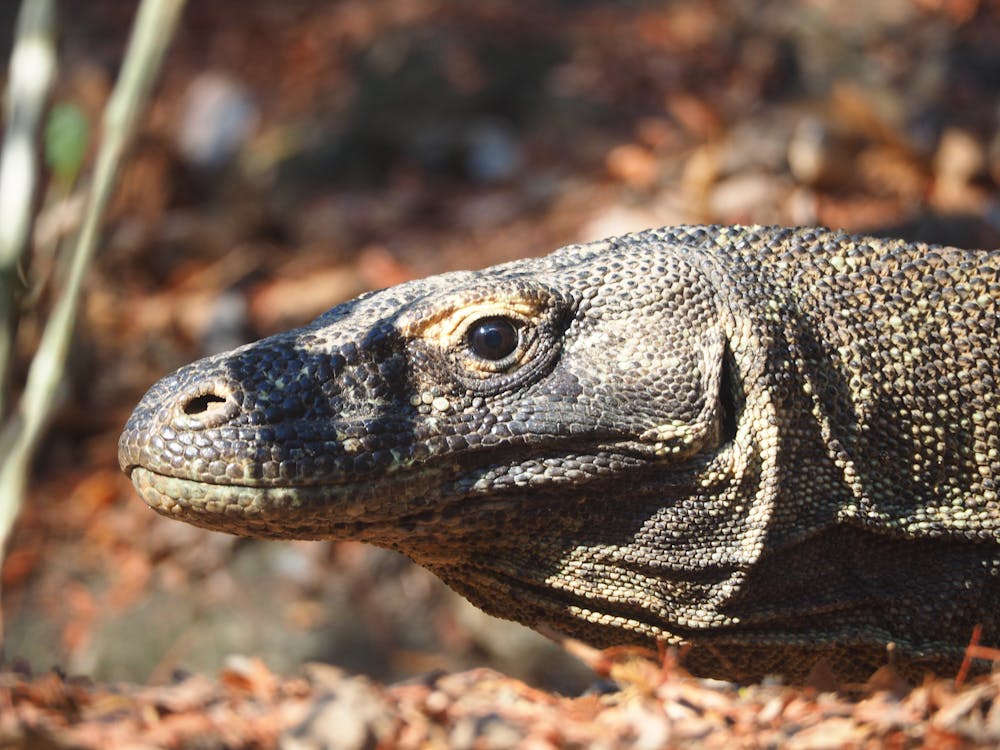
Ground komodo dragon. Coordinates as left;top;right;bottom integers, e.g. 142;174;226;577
119;225;1000;681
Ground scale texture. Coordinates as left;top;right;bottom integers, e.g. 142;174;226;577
120;225;1000;681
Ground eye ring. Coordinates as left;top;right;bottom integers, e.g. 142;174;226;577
467;316;520;361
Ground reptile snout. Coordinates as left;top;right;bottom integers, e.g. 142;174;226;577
118;330;381;488
117;351;252;480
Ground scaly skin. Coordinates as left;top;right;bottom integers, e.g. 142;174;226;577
120;225;1000;681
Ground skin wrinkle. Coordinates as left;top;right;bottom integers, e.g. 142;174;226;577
120;224;1000;681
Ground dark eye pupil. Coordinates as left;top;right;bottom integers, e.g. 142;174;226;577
468;317;518;360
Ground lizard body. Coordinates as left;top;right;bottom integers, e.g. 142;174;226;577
119;225;1000;680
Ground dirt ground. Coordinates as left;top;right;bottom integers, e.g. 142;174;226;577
2;0;1000;746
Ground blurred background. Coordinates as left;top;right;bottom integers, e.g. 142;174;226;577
2;0;998;694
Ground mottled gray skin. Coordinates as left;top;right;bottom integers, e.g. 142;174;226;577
120;225;1000;681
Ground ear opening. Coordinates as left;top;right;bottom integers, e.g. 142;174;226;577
718;340;741;446
639;328;735;457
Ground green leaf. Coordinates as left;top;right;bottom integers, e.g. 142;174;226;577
44;103;90;187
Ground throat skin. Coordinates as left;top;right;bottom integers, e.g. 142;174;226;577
119;224;1000;681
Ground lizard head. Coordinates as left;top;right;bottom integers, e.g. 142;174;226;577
120;230;763;648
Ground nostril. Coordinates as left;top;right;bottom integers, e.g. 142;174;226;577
183;393;228;416
175;385;237;429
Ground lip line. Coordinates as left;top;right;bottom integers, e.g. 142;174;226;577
127;466;470;534
126;436;698;494
128;465;405;493
123;436;574;489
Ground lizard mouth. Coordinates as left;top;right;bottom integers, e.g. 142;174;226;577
128;465;452;540
127;439;695;541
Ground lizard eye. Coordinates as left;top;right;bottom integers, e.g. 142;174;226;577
467;317;520;361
